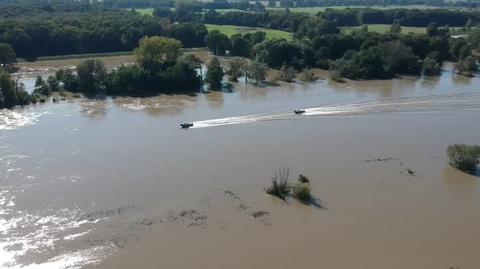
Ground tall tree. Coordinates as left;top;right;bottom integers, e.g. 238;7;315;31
248;60;268;84
0;43;16;68
76;59;107;94
205;30;231;56
205;57;224;90
135;36;183;72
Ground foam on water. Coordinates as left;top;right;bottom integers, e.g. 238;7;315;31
191;93;480;128
0;107;47;130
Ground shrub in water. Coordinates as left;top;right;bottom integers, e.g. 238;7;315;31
293;182;311;203
447;144;480;174
265;167;291;199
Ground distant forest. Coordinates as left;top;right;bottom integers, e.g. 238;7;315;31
2;0;480;8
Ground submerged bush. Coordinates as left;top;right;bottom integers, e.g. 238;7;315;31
265;167;291;199
447;144;480;174
293;182;311;203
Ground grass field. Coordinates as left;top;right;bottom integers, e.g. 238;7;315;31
132;8;155;16
205;24;292;40
342;24;427;34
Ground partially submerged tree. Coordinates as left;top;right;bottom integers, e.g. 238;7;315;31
0;43;16;69
447;144;480;174
0;69;30;108
205;57;224;90
226;58;247;82
455;56;478;76
33;76;50;96
247;59;268;84
421;57;442;76
76;59;107;94
278;64;296;82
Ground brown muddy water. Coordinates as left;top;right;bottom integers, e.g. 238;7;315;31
1;63;480;269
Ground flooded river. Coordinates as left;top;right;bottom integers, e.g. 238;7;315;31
1;62;480;269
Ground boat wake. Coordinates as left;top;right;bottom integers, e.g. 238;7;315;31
191;93;480;128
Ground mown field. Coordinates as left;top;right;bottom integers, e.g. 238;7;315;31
205;24;292;40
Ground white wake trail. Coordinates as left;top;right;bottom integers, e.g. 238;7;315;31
191;93;480;128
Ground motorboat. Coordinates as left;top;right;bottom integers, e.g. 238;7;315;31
294;109;305;115
180;122;193;129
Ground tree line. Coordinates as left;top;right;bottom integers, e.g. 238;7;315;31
0;8;207;59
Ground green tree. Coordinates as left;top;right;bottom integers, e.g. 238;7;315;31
0;43;16;68
421;57;441;76
230;34;250;57
0;69;30;108
55;69;79;92
205;30;231;56
205;57;224;90
248;59;268;84
227;58;247;82
181;54;204;78
455;55;478;76
33;76;50;96
449;38;471;60
76;59;107;94
135;36;183;72
47;75;60;92
389;21;402;34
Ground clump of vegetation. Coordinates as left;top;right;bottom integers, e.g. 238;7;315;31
447;144;480;175
265;166;291;199
293;175;312;203
265;168;316;204
293;182;312;203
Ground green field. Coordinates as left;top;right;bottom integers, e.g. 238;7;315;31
342;24;427;34
205;24;292;40
132;8;154;16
